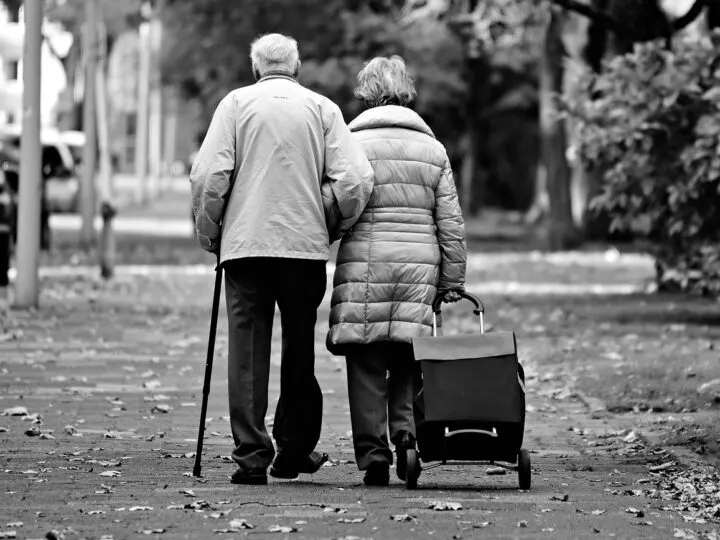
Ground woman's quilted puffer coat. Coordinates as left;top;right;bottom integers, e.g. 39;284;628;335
326;105;467;355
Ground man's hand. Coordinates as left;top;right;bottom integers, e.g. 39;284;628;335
442;290;462;303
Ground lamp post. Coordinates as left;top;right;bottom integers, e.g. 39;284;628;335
14;0;43;308
80;0;98;248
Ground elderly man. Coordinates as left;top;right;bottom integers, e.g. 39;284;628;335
191;33;373;485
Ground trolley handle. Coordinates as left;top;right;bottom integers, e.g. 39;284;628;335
432;291;484;315
431;291;486;336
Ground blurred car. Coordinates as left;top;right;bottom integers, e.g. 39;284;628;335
0;124;81;214
0;141;19;246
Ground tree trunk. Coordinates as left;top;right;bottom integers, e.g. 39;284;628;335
540;9;580;250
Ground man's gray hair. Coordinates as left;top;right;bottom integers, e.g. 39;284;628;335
250;33;300;77
354;56;417;108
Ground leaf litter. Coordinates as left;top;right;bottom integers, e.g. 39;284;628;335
622;465;720;524
428;501;462;511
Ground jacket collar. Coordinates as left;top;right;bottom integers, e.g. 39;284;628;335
258;71;298;84
348;105;435;138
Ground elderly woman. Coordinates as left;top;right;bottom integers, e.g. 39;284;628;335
326;56;467;486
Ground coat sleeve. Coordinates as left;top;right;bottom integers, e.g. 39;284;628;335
434;164;467;292
190;95;236;253
321;103;373;238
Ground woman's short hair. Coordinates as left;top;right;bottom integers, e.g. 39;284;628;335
250;33;300;77
354;56;417;108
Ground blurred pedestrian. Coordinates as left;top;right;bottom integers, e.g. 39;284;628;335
191;33;374;485
326;56;467;486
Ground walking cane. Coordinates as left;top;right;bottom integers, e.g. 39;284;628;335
193;254;223;477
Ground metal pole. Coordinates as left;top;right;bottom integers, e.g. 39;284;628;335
135;13;151;205
14;0;43;308
80;0;98;248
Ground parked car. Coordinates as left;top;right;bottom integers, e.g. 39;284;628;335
0;126;76;249
0;125;81;215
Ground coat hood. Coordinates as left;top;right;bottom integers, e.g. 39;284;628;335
348;105;435;138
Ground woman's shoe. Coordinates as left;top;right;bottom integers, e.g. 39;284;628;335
363;462;390;486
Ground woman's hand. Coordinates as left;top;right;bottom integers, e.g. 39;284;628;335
442;290;462;303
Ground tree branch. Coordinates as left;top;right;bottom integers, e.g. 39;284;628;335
548;0;626;35
671;0;706;31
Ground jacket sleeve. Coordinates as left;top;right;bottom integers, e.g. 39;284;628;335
190;96;236;253
434;164;467;292
321;103;373;237
321;181;342;243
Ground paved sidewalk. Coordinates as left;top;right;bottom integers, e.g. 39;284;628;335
0;280;719;539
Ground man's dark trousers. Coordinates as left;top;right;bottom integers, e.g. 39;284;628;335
224;257;327;471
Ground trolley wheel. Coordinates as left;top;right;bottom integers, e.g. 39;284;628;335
518;449;531;490
405;449;420;490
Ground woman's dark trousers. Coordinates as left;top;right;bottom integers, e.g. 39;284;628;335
223;257;326;471
345;343;418;470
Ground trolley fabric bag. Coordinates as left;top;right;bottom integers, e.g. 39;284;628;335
413;331;523;424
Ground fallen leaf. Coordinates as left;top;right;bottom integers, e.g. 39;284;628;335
390;514;415;522
323;507;347;514
591;510;606;515
208;511;232;519
473;522;491;528
184;500;211;510
428;501;462;511
228;519;254;530
99;471;121;477
128;506;154;512
152;404;172;414
625;507;644;517
550;495;569;502
268;525;297;533
180;489;196;497
140;529;166;535
337;518;365;524
143;380;162;390
621;430;639;443
2;407;27;417
85;510;105;516
486;466;507;476
649;462;675;472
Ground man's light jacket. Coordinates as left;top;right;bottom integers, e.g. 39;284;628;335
191;73;373;263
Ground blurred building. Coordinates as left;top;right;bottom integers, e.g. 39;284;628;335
0;4;71;128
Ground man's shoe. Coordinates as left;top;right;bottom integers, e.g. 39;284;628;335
269;451;329;479
230;467;268;485
363;462;390;486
